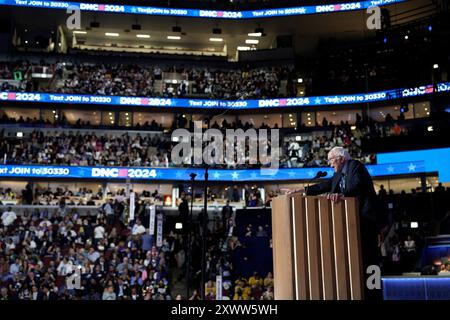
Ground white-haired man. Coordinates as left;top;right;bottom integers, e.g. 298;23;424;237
291;147;380;298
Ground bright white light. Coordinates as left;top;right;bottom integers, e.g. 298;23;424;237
172;136;179;142
351;125;357;130
404;35;409;40
248;32;262;37
297;78;303;83
245;39;259;44
172;80;178;84
136;34;150;39
295;136;301;141
167;35;181;40
175;222;183;230
105;32;119;37
237;46;250;51
73;30;87;34
16;132;23;138
209;38;223;42
410;222;418;229
433;64;439;69
427;126;433;132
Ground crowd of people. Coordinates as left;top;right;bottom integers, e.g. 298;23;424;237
0;202;184;300
1;130;171;167
1;122;377;169
0;59;292;100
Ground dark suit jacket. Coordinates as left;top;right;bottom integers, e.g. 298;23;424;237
306;159;377;224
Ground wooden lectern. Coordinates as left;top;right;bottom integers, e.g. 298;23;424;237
271;194;364;300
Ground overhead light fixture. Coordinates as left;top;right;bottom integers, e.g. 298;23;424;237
433;64;439;69
404;35;409;40
105;32;119;37
427;126;433;131
245;39;259;44
297;78;303;83
136;34;150;39
237;46;250;51
175;222;183;230
73;30;87;34
248;32;262;37
167;35;181;40
209;37;223;42
410;222;418;229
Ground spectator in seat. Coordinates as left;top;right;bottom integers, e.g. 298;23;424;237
1;207;17;228
132;220;146;236
256;226;268;237
102;285;116;300
378;185;387;197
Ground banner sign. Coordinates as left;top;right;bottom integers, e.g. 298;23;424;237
149;205;156;235
216;275;223;301
0;82;445;110
0;0;405;19
129;191;135;221
0;161;426;181
156;213;163;247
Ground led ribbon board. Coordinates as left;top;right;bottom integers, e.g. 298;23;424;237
0;0;404;19
0;82;448;109
0;161;425;181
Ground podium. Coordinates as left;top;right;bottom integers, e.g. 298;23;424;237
271;194;364;300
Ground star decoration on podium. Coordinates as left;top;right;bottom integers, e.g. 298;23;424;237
231;171;239;180
387;166;395;173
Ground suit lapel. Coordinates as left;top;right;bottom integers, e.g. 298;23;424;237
344;160;354;193
331;172;341;193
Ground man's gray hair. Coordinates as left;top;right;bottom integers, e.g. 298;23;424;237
329;147;351;160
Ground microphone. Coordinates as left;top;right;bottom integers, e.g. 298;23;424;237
306;171;328;192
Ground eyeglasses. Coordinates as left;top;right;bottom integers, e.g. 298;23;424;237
327;156;342;163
